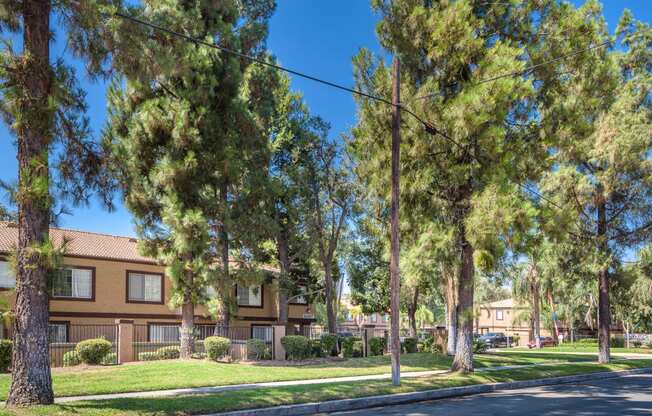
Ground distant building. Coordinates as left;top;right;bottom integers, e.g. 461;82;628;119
475;298;551;346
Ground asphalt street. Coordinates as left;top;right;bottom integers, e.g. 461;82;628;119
329;373;652;415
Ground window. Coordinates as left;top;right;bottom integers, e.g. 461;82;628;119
127;272;163;303
51;267;93;300
149;324;179;342
49;322;68;343
251;325;272;342
370;314;378;323
236;284;262;307
496;309;504;320
383;314;390;322
0;261;15;288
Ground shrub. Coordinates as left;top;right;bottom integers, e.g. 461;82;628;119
246;339;270;360
632;340;643;348
191;352;207;360
63;350;81;367
473;339;488;354
431;343;444;354
281;335;311;360
368;337;386;356
75;338;112;365
156;346;180;360
138;352;160;361
342;337;363;358
310;339;325;358
511;335;520;346
610;337;625;348
402;337;418;354
0;340;11;372
100;352;117;366
204;336;231;361
321;334;339;356
646;340;652;349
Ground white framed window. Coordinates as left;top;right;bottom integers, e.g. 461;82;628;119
48;323;68;343
237;284;262;307
149;324;179;342
128;272;163;303
383;314;390;322
51;267;93;300
496;309;504;320
370;314;378;323
0;261;15;288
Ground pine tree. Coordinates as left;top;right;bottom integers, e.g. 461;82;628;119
0;0;128;405
104;0;274;358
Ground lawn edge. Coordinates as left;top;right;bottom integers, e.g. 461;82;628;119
205;366;652;416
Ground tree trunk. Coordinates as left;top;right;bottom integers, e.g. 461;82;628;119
323;260;337;334
444;265;457;356
596;193;610;363
452;230;474;373
215;183;231;330
408;287;419;337
180;266;195;359
276;233;290;326
7;0;55;407
531;265;541;349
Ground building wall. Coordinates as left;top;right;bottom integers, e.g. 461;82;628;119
2;255;313;328
476;306;551;346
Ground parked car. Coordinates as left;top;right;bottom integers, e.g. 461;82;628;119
527;336;557;349
478;332;510;348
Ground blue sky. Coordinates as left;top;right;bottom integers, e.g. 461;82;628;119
0;1;650;237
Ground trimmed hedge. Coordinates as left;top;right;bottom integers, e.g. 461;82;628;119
156;346;181;360
310;339;325;358
204;336;231;361
63;350;82;367
281;335;311;360
321;334;338;357
368;337;386;356
402;337;418;354
246;339;270;360
342;336;363;358
0;340;11;372
138;352;160;361
100;352;117;366
75;338;112;365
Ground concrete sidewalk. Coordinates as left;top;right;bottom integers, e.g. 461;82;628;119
49;360;578;404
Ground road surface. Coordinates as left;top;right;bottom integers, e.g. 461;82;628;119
329;373;652;415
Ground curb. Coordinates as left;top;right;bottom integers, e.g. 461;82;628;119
205;367;652;416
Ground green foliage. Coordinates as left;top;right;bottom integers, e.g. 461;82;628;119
401;337;418;354
156;346;180;360
138;352;160;361
75;338;112;365
341;337;363;358
420;335;443;354
204;336;231;361
0;339;11;372
368;337;386;356
246;339;270;360
100;352;117;366
473;340;488;354
632;340;643;348
611;337;625;348
280;336;311;360
310;339;324;358
321;334;338;357
63;350;81;367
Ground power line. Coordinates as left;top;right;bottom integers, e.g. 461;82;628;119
110;11;597;228
413;41;611;101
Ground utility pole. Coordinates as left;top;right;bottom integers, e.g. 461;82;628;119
390;56;401;386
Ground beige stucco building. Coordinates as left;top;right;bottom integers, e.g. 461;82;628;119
0;222;314;342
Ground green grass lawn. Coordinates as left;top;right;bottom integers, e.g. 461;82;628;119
2;359;651;416
508;345;652;354
0;351;596;400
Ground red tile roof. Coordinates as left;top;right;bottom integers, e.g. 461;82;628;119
0;221;156;264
